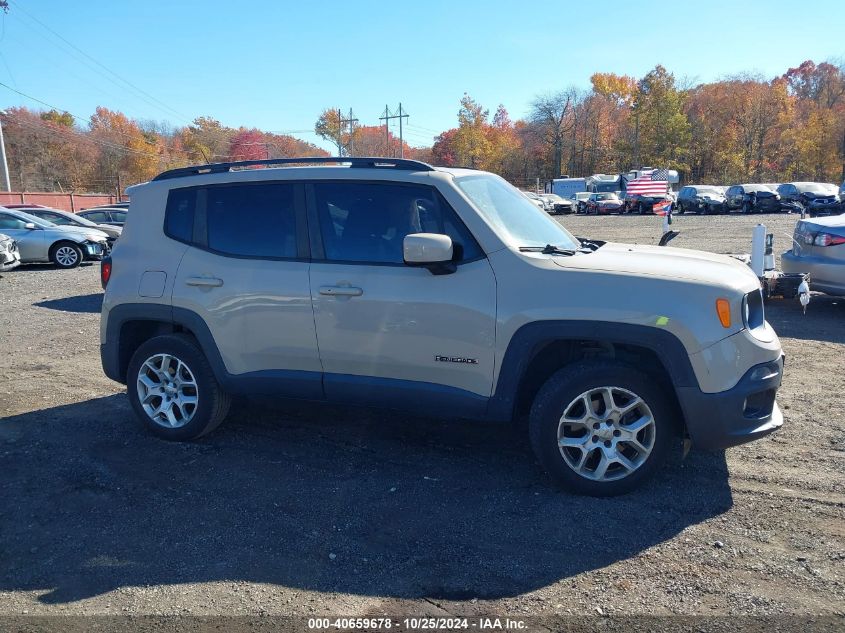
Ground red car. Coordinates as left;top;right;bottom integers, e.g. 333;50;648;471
584;192;623;214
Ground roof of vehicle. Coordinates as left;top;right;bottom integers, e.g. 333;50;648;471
152;156;439;182
736;183;776;192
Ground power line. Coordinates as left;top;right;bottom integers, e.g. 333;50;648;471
8;0;192;124
2;108;161;158
0;81;161;149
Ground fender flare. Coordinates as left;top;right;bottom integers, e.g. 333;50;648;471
485;320;698;422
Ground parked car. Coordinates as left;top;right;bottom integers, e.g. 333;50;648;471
521;191;549;212
0;232;20;271
77;208;128;226
839;180;845;204
622;192;673;215
539;193;573;215
85;201;130;210
571;191;592;214
724;184;781;213
0;207;109;268
21;207;122;245
585;192;624;214
782;214;845;296
101;156;784;497
2;203;48;209
676;185;726;214
776;182;839;216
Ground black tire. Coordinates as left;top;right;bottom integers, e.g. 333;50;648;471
127;333;231;441
528;360;675;496
637;202;645;215
50;241;83;269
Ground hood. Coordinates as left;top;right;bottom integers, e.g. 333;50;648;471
56;225;109;240
96;223;122;237
553;242;759;293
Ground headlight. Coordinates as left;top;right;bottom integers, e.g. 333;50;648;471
742;289;765;331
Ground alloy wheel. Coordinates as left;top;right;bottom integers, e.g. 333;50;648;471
136;353;199;428
557;386;656;482
55;246;79;267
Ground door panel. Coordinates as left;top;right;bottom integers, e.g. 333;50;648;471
173;249;320;378
310;260;496;398
1;227;45;261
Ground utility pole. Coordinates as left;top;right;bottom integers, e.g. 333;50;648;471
0;113;11;192
335;108;344;156
378;104;410;158
397;103;408;158
339;108;359;156
379;105;391;157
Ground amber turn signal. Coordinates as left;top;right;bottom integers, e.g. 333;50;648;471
716;298;731;328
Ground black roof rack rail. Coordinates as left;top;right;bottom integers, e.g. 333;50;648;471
152;156;435;181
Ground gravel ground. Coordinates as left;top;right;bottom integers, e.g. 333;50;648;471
0;212;843;623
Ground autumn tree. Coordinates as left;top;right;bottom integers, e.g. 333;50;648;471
529;88;577;178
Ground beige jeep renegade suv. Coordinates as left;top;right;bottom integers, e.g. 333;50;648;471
100;157;784;496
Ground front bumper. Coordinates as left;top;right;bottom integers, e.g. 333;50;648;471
677;356;784;450
0;243;20;271
83;241;108;261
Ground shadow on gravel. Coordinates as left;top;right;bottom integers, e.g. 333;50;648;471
0;395;732;604
765;293;845;344
34;293;103;314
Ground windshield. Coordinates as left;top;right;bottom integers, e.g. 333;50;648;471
696;187;722;196
543;194;564;202
54;210;98;227
592;182;618;193
797;183;829;194
744;184;774;193
455;174;580;250
594;193;619;201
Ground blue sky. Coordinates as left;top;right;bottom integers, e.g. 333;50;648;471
0;0;843;151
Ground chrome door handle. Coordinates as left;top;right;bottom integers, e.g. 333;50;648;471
319;285;363;297
186;276;224;287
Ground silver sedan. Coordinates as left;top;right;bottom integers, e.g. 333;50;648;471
0;207;109;269
782;214;845;296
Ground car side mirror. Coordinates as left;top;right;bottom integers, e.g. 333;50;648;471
24;222;37;230
403;233;456;275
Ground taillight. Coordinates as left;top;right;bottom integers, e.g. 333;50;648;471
101;256;112;289
813;233;845;247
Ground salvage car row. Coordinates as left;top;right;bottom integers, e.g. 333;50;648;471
676;181;843;216
0;203;128;271
529;180;844;217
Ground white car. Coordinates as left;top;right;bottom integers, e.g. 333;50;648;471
521;191;548;211
0;232;20;271
539;193;573;215
571;192;592;214
0;207;109;269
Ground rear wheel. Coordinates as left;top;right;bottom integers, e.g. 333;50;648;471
529;360;674;496
50;241;83;269
127;334;230;441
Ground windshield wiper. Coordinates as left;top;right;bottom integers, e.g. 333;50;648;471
576;237;605;251
519;244;579;256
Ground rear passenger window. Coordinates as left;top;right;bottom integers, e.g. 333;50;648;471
314;182;482;264
165;188;196;242
206;184;297;258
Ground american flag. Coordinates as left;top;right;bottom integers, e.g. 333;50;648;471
625;169;669;196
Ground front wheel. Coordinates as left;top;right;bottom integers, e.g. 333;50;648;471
50;241;83;269
127;334;231;441
529;360;675;496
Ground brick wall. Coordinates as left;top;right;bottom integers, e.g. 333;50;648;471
0;192;122;212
